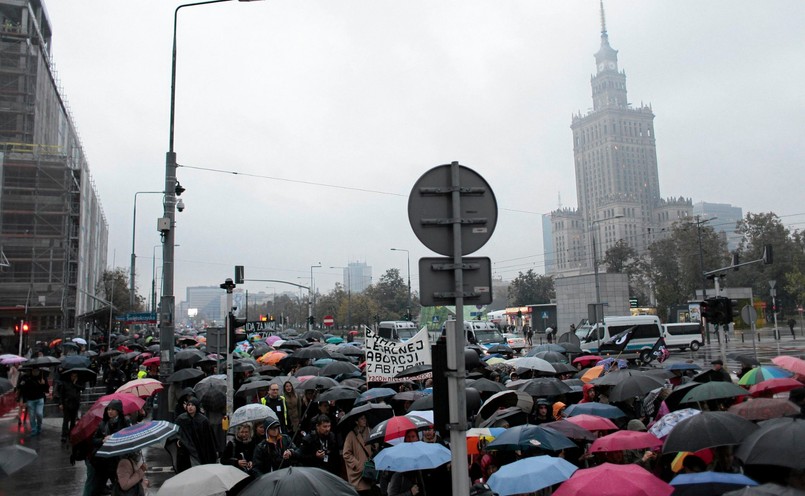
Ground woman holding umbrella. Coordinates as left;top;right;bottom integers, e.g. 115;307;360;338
343;413;375;495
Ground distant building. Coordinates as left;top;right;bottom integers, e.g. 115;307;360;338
0;1;108;346
342;261;372;293
546;4;691;276
693;202;743;251
185;286;224;322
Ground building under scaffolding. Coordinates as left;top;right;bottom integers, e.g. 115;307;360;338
0;0;107;351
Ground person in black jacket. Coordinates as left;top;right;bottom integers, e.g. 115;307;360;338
221;423;258;473
299;414;339;475
175;397;219;472
104;361;126;395
57;370;85;443
16;367;50;436
251;419;299;476
86;399;131;496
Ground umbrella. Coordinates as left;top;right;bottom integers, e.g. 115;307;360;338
233;361;258;374
487;455;578;496
589;430;663;453
669;472;758;496
517;377;573;397
99;349;122;359
320;361;360;377
553;463;673;496
734;416;805;469
174;349;206;369
478;390;534;421
95;420;178;457
562;378;585;393
368;415;432;445
392;391;425;402
590;368;642;386
299;376;339;391
325;337;344;344
291;347;331;360
0;445;38;477
60;367;96;383
565;414;618;431
194;374;226;399
157;464;250;496
564;402;626;419
728;398;800;421
722;483;805;495
72;337;88;345
142;356;160;367
301;330;326;342
558;342;584;353
116;378;163;398
408;394;433;412
749;377;803;397
317;386;361;402
70;393;147;444
608;374;665;402
486;344;514;355
649;408;701;439
529;344;567;354
230;404;278;428
534;351;568;363
728;353;761;367
239;466;358;496
772;355;805;377
662;412;758;454
679;381;749;404
737;366;792;386
665;362;702;371
355;387;398;406
572;355;603;365
373;441;451;471
466;378;506;394
485;424;576;452
338;403;394;433
166;367;204;383
277;339;304;350
24;355;61;368
60;355;91;370
294;366;322;377
259;351;288;365
236;380;273;397
0;354;27;365
478;406;529;428
508;356;555;373
542;420;596;441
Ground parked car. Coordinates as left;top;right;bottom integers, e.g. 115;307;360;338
502;332;526;353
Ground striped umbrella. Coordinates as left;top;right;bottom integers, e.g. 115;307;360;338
95;420;179;457
737;366;792;386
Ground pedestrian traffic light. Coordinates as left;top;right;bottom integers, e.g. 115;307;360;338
13;321;29;333
700;300;713;321
228;313;247;352
308;315;316;326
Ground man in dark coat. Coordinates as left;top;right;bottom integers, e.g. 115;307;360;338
104;360;126;395
709;359;732;382
251;418;300;476
16;367;50;436
57;369;84;443
87;399;131;496
175;397;219;472
261;383;289;433
299;414;339;475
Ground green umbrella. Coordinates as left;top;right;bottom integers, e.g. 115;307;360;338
679;381;748;404
326;337;344;344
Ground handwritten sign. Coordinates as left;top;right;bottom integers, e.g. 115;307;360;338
365;326;431;383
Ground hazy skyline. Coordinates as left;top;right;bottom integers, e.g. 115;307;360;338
44;1;805;304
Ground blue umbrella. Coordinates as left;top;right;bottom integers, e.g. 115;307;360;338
485;425;576;452
564;402;626;419
670;472;758;495
372;441;450;471
487;455;577;496
355;387;397;406
665;362;701;371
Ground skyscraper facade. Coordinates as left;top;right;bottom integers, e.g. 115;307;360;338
547;5;691;276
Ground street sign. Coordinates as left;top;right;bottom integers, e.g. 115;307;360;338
407;162;498;257
323;315;335;327
116;312;157;324
741;305;758;324
419;257;492;306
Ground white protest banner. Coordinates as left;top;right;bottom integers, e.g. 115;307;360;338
365;326;432;383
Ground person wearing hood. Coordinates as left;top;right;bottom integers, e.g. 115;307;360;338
175;396;219;472
553;402;567;421
173;387;196;421
86;399;131;496
251;418;299;476
580;383;598;403
530;399;552;424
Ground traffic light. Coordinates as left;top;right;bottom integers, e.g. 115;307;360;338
13;321;29;333
259;314;267;322
704;297;733;326
730;299;740;322
228;313;247;352
308;315;316;326
763;244;773;265
234;265;244;284
700;300;714;321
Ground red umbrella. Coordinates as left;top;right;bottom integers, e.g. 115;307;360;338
367;415;432;445
727;398;800;421
572;355;602;365
772;355;805;377
142;356;160;367
749;377;803;397
589;430;663;453
70;393;146;444
565;414;618;431
554;463;673;496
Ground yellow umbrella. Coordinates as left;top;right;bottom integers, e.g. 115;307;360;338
581;365;605;383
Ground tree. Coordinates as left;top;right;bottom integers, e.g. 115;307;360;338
603;239;651;309
365;268;411;320
507;269;554;306
91;268;143;332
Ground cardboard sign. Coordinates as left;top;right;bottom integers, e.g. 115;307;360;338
365;326;432;383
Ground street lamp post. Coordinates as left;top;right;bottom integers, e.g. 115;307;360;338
590;215;623;349
391;248;411;320
331;266;352;328
130;191;162;309
309;264;321;330
158;0;262;421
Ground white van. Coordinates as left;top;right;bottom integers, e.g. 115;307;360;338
441;320;507;351
663;323;704;351
377;320;418;341
580;315;663;360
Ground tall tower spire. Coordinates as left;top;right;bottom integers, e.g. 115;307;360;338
600;0;607;36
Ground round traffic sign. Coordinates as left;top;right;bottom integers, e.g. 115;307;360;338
741;305;758;324
408;162;497;257
322;315;335;327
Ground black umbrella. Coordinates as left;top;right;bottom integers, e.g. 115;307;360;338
99;349;122;359
734;417;805;469
299;376;339;391
408;394;434;412
340;377;367;390
394;364;432;378
292;347;331;360
233;361;257;374
174;349;206;370
277;340;304;350
320;361;360;378
256;364;281;375
239;466;359;496
200;389;226;413
336;346;365;357
338;403;394;434
562;378;585;393
486;344;514;355
236;380;273;397
552;363;578;375
300;330;326;342
479;406;529;428
558;342;584;354
728;353;761;367
534;351;568;364
662;412;759;454
542;420;596;441
59;367;97;384
318;386;362;402
295;366;322;377
166;367;204;383
517;377;573;397
392;391;425;402
60;355;91;370
590;369;643;387
607;374;665;402
478;390;534;421
24;356;61;368
466;378;506;394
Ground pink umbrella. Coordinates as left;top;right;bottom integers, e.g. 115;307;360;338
142;356;160;367
554;463;673;496
772;355;805;377
749;377;803;397
0;354;27;365
266;335;282;345
565;414;618;431
589;430;663;453
116;378;164;398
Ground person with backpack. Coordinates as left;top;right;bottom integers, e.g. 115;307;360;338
113;451;149;496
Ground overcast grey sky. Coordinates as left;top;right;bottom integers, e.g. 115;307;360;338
45;1;805;303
